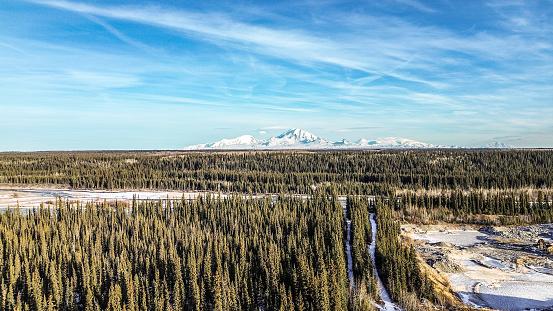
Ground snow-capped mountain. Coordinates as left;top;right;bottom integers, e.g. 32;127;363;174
481;141;514;149
183;128;443;150
333;139;353;147
277;128;319;143
265;128;330;147
356;137;437;149
197;135;261;149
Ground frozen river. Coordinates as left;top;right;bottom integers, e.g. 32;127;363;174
370;213;400;311
338;199;400;310
0;187;201;209
339;198;355;288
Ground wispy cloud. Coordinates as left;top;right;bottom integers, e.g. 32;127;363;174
26;0;553;93
28;0;374;72
2;0;552;149
393;0;438;13
0;42;28;54
67;71;140;89
83;15;157;54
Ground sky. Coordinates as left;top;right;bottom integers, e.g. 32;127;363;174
1;0;552;150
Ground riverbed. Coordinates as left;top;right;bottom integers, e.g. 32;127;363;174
406;225;553;310
0;187;201;209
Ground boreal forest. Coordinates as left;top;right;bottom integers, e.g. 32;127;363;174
0;150;551;310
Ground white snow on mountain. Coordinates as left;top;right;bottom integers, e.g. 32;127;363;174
482;141;514;149
184;135;261;150
264;128;331;147
333;139;353;147
276;128;319;143
183;128;450;150
356;137;437;149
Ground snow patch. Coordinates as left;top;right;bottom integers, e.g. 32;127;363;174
481;257;512;271
410;230;489;247
477;282;553;310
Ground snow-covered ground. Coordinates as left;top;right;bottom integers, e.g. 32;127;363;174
481;256;512;271
476;281;553;310
409;230;489;247
0;187;200;209
409;227;553;310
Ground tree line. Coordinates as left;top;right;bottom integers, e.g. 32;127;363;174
395;189;553;225
1;150;553;194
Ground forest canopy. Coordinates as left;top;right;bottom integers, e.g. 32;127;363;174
1;150;552;194
1;149;552;310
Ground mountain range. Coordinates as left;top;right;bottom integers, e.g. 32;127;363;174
481;141;515;149
183;128;515;150
183;128;455;150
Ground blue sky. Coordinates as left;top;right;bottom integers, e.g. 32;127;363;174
1;0;552;150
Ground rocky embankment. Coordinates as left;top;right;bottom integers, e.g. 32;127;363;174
480;224;553;243
413;243;466;273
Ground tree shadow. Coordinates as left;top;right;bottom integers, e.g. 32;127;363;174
458;290;553;311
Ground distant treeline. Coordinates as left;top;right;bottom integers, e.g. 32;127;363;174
1;150;552;194
395;189;553;225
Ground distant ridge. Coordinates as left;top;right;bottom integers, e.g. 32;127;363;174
481;141;514;149
183;128;457;150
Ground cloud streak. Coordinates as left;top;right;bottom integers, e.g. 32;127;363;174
28;0;375;71
1;0;552;149
26;0;553;96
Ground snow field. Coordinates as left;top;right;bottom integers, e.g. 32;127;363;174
410;228;553;310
